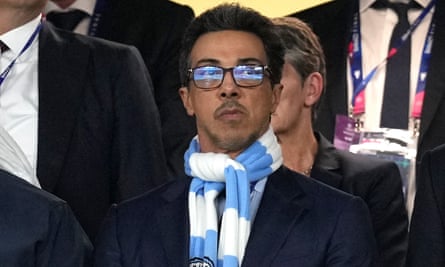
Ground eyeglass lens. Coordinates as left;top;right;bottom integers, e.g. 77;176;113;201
192;65;266;89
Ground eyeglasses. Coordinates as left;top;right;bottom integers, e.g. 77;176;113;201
187;65;271;89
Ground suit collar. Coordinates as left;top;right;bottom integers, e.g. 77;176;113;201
311;132;344;189
0;15;41;56
419;1;445;150
313;132;340;171
430;146;445;230
157;179;191;266
37;22;90;190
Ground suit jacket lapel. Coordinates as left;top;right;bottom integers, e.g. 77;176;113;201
418;1;445;148
93;0;116;38
37;22;90;191
156;179;191;266
242;167;313;266
312;132;343;188
431;149;445;231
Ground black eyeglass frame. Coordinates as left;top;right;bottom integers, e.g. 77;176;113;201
186;65;272;89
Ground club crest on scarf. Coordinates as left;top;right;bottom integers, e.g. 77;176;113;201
185;127;282;267
189;257;215;267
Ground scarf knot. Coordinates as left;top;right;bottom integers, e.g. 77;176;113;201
186;127;282;267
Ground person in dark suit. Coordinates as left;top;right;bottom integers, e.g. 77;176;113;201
407;143;445;266
94;4;377;266
271;17;408;267
0;0;168;242
290;0;445;169
0;169;92;266
45;0;197;177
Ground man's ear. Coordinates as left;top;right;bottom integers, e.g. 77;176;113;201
304;72;323;107
270;83;283;114
179;87;195;116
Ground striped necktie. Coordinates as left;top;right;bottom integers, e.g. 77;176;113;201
372;0;422;129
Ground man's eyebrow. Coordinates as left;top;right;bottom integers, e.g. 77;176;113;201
192;58;265;67
238;58;264;65
194;59;220;66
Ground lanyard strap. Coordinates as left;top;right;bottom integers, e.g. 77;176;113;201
0;21;42;87
349;0;436;118
88;0;107;36
412;22;434;119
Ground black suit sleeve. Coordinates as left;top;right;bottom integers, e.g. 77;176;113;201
407;147;445;266
38;202;93;267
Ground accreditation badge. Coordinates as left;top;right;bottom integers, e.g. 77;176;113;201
333;115;361;150
334;115;418;215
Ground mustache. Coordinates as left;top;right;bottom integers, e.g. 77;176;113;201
214;101;247;116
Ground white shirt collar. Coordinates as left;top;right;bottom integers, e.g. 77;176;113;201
0;125;41;188
44;0;96;16
0;15;41;57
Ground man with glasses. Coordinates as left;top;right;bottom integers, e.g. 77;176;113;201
189;65;271;89
94;4;377;266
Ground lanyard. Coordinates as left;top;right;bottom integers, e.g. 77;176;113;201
0;21;42;87
412;22;434;119
349;0;436;118
88;0;107;36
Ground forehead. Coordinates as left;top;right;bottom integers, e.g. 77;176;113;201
189;30;268;67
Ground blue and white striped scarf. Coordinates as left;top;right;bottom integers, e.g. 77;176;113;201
186;127;282;267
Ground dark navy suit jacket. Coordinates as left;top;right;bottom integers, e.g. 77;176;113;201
0;169;92;266
94;167;377;266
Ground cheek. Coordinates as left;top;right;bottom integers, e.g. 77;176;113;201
273;99;291;123
250;91;276;118
189;94;217;121
183;99;195;116
274;88;292;115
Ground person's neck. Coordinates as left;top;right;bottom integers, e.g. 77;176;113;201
51;0;77;9
0;9;41;35
389;0;411;3
277;123;318;176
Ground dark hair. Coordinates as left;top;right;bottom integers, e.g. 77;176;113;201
272;17;326;121
179;3;284;87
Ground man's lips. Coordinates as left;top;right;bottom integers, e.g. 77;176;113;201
217;108;244;119
215;102;247;120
